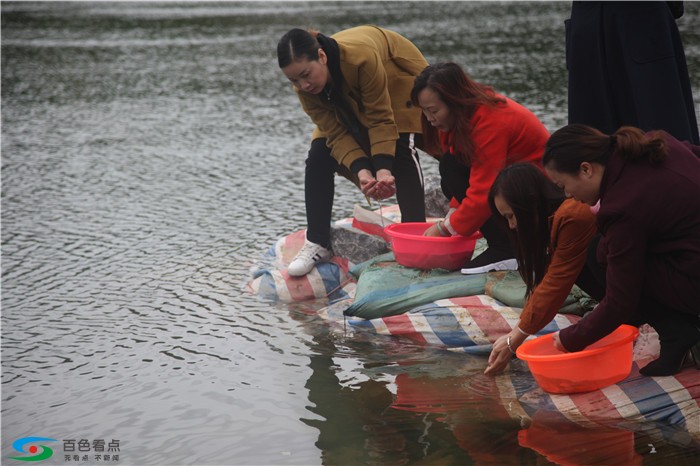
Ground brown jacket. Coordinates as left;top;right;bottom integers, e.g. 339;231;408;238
518;199;597;335
295;25;428;169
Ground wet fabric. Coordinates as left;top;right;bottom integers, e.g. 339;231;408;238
249;208;700;442
316;295;700;442
248;229;355;304
343;257;488;319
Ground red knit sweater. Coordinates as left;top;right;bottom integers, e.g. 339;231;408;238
441;97;550;236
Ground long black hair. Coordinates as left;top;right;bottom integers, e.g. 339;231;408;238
488;163;565;297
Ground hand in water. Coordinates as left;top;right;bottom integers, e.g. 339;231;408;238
484;330;526;376
552;332;568;352
423;223;442;237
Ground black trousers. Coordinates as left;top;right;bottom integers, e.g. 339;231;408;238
575;234;607;302
438;152;512;254
305;134;425;248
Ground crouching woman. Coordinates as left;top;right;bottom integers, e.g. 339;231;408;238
277;26;429;276
484;163;599;375
545;124;700;376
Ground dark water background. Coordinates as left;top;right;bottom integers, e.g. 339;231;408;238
2;2;699;465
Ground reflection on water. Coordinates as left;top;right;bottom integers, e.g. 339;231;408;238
2;2;699;465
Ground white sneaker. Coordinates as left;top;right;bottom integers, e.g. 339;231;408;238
461;258;518;275
287;240;332;277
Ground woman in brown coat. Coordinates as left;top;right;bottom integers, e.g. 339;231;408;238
483;163;599;375
277;26;429;276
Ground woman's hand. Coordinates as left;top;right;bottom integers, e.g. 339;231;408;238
552;331;568;352
484;329;527;376
358;169;395;200
423;223;443;237
358;169;378;196
371;169;396;199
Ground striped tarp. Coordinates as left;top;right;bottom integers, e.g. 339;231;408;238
249;226;700;446
248;229;354;304
325;295;700;445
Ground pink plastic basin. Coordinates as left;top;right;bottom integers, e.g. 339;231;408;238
516;324;639;394
384;222;480;270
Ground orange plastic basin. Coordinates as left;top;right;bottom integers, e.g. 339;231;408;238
516;324;639;394
384;222;480;271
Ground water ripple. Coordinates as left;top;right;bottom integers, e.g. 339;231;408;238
3;1;699;464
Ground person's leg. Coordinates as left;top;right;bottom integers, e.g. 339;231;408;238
460;217;516;272
638;298;700;376
574;234;607;302
438;151;469;203
478;217;514;255
288;138;335;277
439;153;516;273
304;138;336;248
393;133;426;222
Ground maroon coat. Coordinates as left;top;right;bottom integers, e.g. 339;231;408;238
560;133;700;351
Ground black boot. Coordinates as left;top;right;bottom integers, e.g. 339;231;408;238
461;217;517;274
640;314;700;377
640;338;698;376
690;341;700;369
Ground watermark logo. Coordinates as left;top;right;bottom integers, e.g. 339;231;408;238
8;437;57;462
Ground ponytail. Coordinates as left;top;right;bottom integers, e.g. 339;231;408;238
277;28;321;68
613;126;667;164
544;124;668;174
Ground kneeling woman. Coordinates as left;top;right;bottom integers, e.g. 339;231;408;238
484;163;599;375
411;63;551;273
277;26;429;276
545;124;700;376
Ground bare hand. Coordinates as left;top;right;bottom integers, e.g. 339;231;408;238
423;223;443;237
484;330;527;376
358;169;378;197
371;169;396;199
552;331;568;352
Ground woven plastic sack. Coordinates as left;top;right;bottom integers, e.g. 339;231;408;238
484;270;596;316
248;229;354;304
344;255;487;319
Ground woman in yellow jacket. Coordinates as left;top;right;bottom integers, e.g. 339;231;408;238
277;26;429;276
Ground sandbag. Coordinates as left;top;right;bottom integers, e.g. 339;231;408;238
342;296;700;444
485;270;596;316
248;229;355;304
344;256;487;319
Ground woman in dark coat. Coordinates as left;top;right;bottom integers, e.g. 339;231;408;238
544;124;700;376
566;1;699;144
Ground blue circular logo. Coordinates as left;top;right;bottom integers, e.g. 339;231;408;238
9;437;57;462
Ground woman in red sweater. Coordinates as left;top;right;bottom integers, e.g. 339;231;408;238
483;163;599;375
411;63;551;273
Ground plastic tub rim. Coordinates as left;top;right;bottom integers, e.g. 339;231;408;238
384;222;481;243
516;325;639;362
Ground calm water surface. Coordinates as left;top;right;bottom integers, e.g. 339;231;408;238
2;2;699;465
